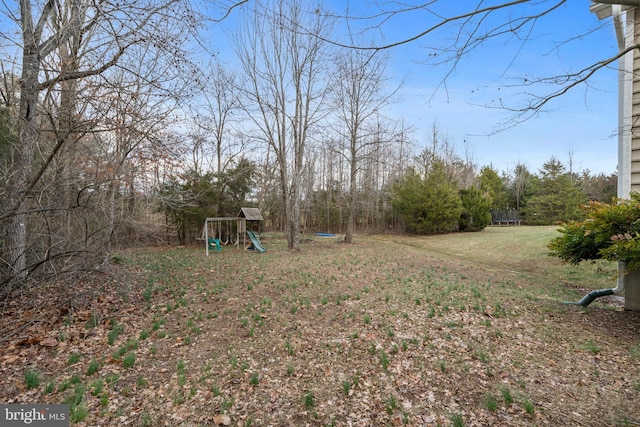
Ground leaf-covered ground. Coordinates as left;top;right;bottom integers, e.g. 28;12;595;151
2;229;640;426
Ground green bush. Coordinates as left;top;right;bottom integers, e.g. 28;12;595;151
392;163;462;234
459;186;492;232
548;193;640;271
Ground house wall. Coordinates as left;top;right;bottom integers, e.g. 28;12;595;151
631;9;640;191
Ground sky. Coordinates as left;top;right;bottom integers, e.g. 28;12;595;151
325;1;621;176
0;1;621;176
206;0;621;175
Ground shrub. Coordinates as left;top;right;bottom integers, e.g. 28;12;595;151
548;194;640;271
392;163;462;234
459;186;492;232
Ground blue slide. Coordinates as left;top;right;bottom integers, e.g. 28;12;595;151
246;230;267;253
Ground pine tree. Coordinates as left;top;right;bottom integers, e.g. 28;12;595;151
521;157;587;224
392;161;462;234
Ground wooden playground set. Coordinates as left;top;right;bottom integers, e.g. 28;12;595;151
202;207;266;255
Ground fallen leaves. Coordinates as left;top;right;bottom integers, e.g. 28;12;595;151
39;337;58;347
212;414;231;425
1;239;640;426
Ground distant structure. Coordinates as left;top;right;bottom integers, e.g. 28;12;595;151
203;207;265;256
238;207;264;233
490;209;521;226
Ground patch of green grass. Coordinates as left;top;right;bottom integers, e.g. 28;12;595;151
58;380;71;393
450;412;465;427
584;339;602;354
141;412;154;427
143;284;154;302
342;380;352;396
285;340;295;356
501;386;514;406
485;394;498;412
24;369;40;389
250;373;259;386
122;353;136;368
493;302;507;318
114;339;138;360
70;405;88;423
303;391;315;408
173;391;185;405
107;320;124;345
151;317;166;331
476;349;489;363
221;397;234;412
64;384;85;408
286;364;294;376
86;359;99;376
385;395;398;414
379;350;390;370
522;397;535;414
177;360;187;386
90;380;103;396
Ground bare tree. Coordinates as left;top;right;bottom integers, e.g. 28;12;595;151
331;48;398;243
235;0;331;250
190;62;242;177
0;0;244;287
511;161;534;210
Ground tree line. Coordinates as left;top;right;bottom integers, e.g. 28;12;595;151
0;0;618;292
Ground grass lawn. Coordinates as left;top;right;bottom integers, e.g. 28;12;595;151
2;226;640;426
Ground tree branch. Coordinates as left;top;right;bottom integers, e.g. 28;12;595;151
312;0;533;50
37;45;129;90
212;0;250;22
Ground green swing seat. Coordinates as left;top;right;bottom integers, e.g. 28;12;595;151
208;238;222;252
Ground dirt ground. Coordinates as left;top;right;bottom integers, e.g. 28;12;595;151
2;232;640;426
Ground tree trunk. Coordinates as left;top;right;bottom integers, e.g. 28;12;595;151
6;28;40;277
344;155;357;244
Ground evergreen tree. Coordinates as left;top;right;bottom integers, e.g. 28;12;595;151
520;157;587;225
392;161;462;234
479;166;508;209
156;157;257;244
459;186;492;231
